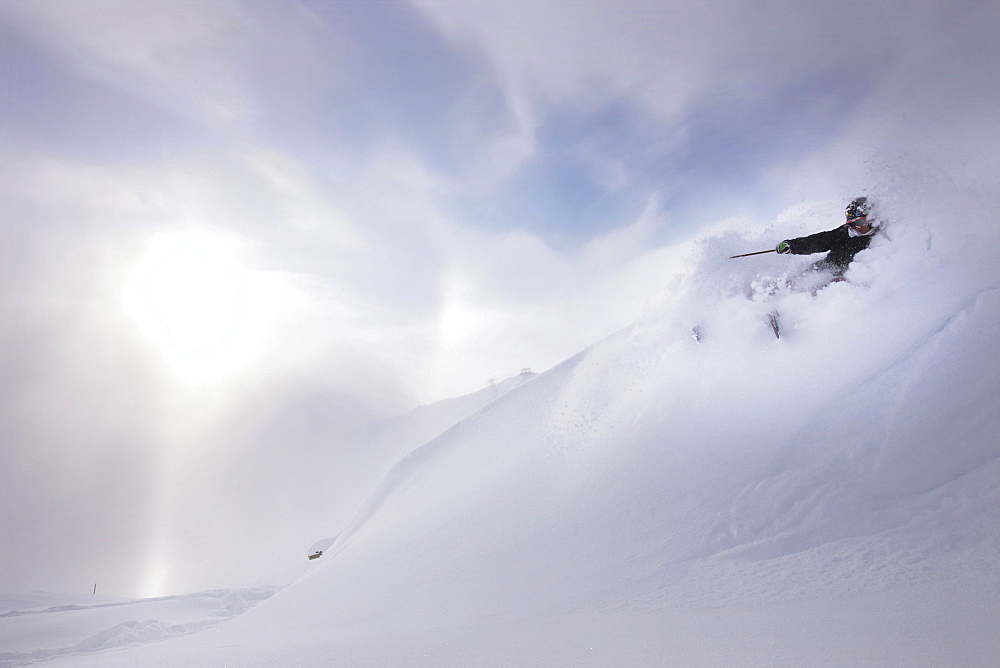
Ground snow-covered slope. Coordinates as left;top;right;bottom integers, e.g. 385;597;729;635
26;186;1000;666
297;370;539;552
0;374;537;667
300;372;537;559
150;369;538;593
362;370;538;471
0;588;278;667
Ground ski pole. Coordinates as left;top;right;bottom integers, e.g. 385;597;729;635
729;249;776;259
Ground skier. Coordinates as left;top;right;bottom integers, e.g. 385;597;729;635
705;197;881;343
775;196;879;276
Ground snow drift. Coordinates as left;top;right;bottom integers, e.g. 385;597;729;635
21;175;1000;665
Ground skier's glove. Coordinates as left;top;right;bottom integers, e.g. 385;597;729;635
775;241;791;254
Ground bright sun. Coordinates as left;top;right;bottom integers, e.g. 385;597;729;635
123;229;271;383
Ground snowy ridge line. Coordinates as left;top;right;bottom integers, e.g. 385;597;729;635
326;400;515;557
352;355;586;549
326;355;576;559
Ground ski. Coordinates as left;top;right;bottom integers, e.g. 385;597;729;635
690;316;779;343
768;312;781;339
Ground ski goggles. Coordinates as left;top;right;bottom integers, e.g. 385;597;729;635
847;214;869;227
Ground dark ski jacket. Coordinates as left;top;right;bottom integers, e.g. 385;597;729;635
786;224;875;272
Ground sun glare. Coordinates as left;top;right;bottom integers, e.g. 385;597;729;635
123;229;271;383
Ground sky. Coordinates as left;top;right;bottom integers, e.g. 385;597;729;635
2;0;1000;598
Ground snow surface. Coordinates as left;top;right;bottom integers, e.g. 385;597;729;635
0;588;278;666
133;367;538;596
4;178;1000;666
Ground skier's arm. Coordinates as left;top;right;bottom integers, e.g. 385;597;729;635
777;228;841;256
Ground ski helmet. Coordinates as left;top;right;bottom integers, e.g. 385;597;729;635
846;196;871;220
